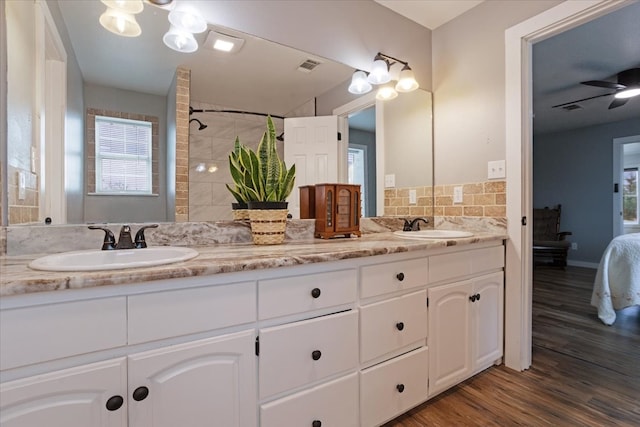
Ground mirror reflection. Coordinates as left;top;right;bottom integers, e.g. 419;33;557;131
4;0;433;225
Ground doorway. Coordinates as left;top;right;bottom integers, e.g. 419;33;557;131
347;106;376;217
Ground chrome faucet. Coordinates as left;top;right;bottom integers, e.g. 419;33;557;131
403;217;429;231
89;224;159;250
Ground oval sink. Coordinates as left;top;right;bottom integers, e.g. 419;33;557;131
393;230;474;239
29;247;199;272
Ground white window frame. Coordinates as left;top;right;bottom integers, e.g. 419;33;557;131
623;167;639;225
94;115;153;195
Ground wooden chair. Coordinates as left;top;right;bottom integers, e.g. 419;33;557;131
533;205;572;268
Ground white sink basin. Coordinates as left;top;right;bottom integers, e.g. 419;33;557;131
393;230;474;239
29;247;199;272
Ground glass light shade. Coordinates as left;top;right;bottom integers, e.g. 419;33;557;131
168;9;208;33
376;84;398;101
614;87;640;99
395;66;419;92
99;8;142;37
163;27;198;53
101;0;143;14
367;59;391;85
348;71;373;94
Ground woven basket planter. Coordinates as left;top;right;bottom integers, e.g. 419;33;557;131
247;202;288;245
231;203;250;221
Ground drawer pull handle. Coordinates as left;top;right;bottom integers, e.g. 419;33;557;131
396;384;405;393
312;421;322;427
469;294;477;302
312;350;322;361
311;288;321;298
105;395;124;411
396;322;405;331
396;272;405;281
132;386;149;402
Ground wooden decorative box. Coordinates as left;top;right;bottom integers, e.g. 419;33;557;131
303;183;361;239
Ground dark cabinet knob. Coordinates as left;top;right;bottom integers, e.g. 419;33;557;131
396;272;405;281
312;350;322;361
132;386;149;402
469;295;476;302
105;395;124;411
396;384;405;393
312;420;322;427
311;288;321;298
476;293;481;301
396;322;405;331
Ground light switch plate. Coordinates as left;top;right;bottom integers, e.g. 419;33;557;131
384;174;395;188
488;160;506;179
409;189;417;204
453;186;463;203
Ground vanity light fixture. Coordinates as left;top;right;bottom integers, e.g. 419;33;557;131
348;70;373;95
99;2;143;37
168;7;207;34
376;83;398;101
367;54;391;85
395;64;419;93
204;31;245;53
164;26;198;53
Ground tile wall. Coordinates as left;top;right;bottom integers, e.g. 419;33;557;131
175;67;190;222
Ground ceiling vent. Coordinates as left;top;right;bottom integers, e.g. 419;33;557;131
297;59;322;73
561;104;583;111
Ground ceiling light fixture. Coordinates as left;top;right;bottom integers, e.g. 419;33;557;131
614;86;640;99
163;26;198;53
99;6;142;37
204;31;245;54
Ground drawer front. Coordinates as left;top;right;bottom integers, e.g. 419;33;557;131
360;290;427;364
429;245;504;284
128;281;256;345
260;372;358;427
0;297;127;370
259;310;358;399
361;257;428;299
259;269;357;320
360;347;429;427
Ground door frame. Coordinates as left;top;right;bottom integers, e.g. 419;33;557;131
613;135;640;236
504;0;627;371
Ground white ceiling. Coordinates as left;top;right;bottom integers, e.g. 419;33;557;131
374;0;484;30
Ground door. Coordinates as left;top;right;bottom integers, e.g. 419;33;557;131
428;280;473;397
472;272;504;371
284;116;343;218
127;330;256;427
0;358;127;427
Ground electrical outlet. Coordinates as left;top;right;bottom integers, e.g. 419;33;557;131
409;189;417;205
384;174;395;188
487;160;506;179
571;242;578;250
453;186;463;203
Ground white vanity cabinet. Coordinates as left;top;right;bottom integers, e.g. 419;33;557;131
428;271;504;397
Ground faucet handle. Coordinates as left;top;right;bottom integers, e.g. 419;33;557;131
134;224;159;249
402;218;412;231
88;226;116;250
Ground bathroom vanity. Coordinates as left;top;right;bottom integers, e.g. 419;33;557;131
0;233;505;426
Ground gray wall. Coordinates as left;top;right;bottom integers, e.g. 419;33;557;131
534;118;640;264
83;84;168;223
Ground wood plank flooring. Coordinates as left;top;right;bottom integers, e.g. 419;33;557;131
385;266;640;426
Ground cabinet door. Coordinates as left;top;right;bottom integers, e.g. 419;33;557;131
427;280;473;397
0;358;127;427
472;272;504;371
127;330;256;427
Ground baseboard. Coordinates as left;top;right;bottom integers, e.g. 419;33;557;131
567;260;599;269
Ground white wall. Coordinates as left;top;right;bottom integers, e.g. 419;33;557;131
432;0;561;185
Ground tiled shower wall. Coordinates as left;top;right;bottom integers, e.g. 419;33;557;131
385;180;506;221
175;67;191;222
7;165;39;224
188;102;285;221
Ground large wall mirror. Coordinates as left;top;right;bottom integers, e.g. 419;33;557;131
3;0;433;226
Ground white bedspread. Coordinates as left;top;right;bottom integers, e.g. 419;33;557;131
591;233;640;325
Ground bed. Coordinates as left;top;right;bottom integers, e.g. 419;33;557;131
591;233;640;325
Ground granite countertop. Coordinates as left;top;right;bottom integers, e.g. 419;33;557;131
0;231;507;297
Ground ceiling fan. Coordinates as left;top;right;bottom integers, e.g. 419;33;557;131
552;67;640;110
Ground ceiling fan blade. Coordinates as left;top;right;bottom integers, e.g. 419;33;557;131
551;92;615;108
581;80;625;90
608;97;629;109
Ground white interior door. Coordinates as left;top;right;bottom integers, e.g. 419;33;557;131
284;116;342;218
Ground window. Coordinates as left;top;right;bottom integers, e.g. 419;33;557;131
623;167;638;224
94;116;153;194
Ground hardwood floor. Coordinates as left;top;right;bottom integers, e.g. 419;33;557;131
385;266;640;426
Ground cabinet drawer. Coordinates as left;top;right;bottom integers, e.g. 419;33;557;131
360;290;427;364
128;281;256;344
361;257;428;299
360;347;429;427
260;372;358;427
259;310;358;399
0;297;127;370
429;245;504;284
259;269;356;320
